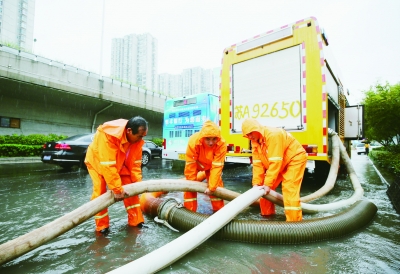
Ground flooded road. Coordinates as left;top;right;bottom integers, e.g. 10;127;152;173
0;151;399;273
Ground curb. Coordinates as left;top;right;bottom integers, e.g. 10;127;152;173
0;157;42;164
368;157;390;186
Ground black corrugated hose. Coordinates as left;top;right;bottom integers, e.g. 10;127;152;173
147;197;377;244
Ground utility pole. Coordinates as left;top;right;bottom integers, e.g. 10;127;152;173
99;0;105;78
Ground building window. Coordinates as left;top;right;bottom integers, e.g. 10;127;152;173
174;130;182;138
185;130;193;137
0;117;21;128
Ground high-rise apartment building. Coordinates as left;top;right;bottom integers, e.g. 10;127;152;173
111;33;158;91
212;67;221;95
159;73;182;98
182;67;202;96
0;0;36;51
158;66;220;98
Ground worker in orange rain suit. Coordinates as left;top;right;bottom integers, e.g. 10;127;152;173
184;120;226;212
85;116;148;234
242;118;307;222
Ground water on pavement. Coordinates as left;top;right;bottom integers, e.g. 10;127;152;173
0;151;399;273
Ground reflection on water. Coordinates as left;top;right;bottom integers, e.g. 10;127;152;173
0;152;399;273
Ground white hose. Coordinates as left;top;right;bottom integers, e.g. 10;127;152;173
300;132;364;212
107;187;266;274
300;129;340;202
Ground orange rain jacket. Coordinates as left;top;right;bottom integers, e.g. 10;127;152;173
184;120;226;192
242;118;307;188
85;119;144;194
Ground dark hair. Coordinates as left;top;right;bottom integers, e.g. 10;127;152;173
126;116;148;134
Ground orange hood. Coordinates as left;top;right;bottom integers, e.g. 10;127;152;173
242;118;263;137
101;119;128;139
198;120;221;142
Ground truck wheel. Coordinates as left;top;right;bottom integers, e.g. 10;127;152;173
314;161;331;183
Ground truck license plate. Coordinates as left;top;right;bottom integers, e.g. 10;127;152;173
178;154;186;160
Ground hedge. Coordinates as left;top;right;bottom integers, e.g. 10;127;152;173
150;138;163;147
0;134;163;157
0;134;67;145
0;144;43;157
369;149;400;178
0;134;67;157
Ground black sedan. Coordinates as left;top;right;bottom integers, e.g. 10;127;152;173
144;140;162;158
41;133;152;169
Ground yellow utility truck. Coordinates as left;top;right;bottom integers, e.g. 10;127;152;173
219;17;363;176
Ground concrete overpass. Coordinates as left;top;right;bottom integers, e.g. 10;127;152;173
0;45;169;139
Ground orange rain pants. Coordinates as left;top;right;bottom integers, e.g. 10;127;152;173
183;171;224;212
259;154;307;221
88;167;144;231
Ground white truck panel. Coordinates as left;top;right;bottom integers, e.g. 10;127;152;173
232;45;302;132
345;105;364;139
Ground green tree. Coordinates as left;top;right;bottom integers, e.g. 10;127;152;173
362;82;400;148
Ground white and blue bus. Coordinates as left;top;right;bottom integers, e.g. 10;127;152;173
162;93;219;161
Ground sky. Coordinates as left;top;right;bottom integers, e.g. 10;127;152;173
33;0;400;105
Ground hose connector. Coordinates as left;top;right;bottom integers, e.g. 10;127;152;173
328;128;338;137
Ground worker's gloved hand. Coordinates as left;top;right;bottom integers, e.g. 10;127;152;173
254;185;270;195
261;185;271;195
204;187;212;195
114;188;129;202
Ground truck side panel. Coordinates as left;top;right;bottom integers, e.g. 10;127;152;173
219;17;347;168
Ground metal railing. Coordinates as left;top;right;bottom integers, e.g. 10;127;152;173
0;44;171;104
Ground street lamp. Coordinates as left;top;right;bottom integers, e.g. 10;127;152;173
33;38;37;54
